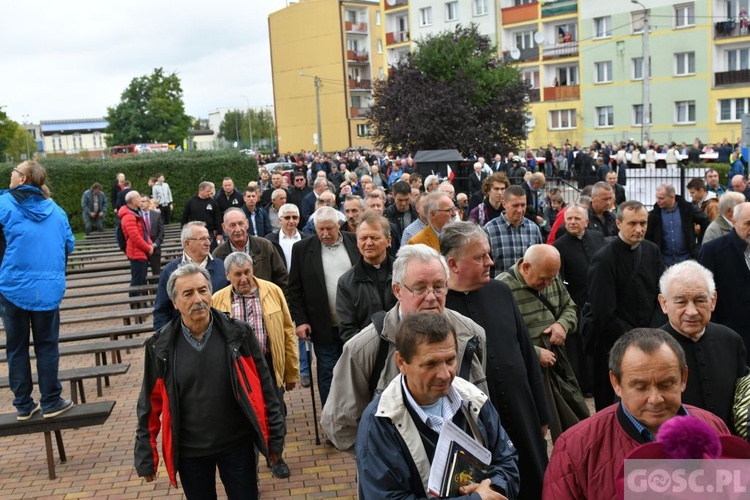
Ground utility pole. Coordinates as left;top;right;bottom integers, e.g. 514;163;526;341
632;0;650;145
241;95;254;151
300;73;324;153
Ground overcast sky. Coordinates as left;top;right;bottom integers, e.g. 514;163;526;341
1;0;287;124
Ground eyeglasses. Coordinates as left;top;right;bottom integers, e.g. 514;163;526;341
12;168;25;176
295;178;305;182
400;283;448;298
186;236;211;242
435;207;458;215
281;215;299;220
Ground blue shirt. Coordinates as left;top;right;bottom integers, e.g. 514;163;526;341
621;403;689;442
660;206;689;265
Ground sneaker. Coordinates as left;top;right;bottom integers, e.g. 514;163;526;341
271;458;291;479
43;399;75;419
17;402;41;421
300;374;311;388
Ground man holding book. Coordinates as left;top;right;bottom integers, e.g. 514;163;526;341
356;313;519;499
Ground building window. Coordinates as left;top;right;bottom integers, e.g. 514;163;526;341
523;69;540;88
632;10;649;33
514;0;534;4
474;0;488;16
515;30;535;50
375;11;381;25
357;124;371;137
674;3;694;27
718;98;749;122
595;106;614;127
594;16;611;38
93;132;103;148
446;1;459;21
727;48;750;71
377;39;383;53
420;7;432;26
52;134;62;151
556;65;578;85
675;101;696;123
595;61;613;83
675;52;695;76
549;109;577;130
632;57;652;80
632;104;652;126
379;67;385;80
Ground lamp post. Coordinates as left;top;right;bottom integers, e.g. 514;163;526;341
632;0;650;145
300;72;323;153
241;95;254;151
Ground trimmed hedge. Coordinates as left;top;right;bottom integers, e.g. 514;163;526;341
0;151;257;233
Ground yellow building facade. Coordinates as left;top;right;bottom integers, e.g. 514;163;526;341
269;0;384;153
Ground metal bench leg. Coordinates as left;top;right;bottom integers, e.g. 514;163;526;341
96;353;110;388
44;431;56;479
70;381;78;404
54;430;67;463
78;380;87;403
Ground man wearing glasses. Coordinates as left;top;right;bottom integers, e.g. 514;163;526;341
153;221;229;331
406;192;456;251
321;244;487;453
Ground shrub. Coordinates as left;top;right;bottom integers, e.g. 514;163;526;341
0;151;257;233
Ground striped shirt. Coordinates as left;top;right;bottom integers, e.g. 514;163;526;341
484;214;542;273
401;375;462;435
231;288;267;354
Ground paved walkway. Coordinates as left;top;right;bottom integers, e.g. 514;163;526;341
0;278;357;499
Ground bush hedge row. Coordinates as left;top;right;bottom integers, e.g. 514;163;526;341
0;151;257;233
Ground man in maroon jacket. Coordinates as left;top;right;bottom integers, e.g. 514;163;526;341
543;328;729;500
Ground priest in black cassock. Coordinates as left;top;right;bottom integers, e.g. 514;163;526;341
441;222;551;500
658;260;748;430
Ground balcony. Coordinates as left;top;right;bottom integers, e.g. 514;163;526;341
541;0;577;18
715;69;750;86
543;84;579;100
528;88;541;102
384;0;407;10
347;50;370;63
542;41;578;59
349;78;372;90
350;107;370;118
501;2;539;25
345;21;368;33
386;31;410;45
714;20;750;39
502;46;540;63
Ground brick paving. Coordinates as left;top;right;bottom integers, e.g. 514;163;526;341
0;246;357;499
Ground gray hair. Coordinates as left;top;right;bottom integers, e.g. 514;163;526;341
423;192;451;224
440;221;488;259
271;188;287;201
125;190;141;204
565;204;589;219
167;263;212;302
222;207;246;223
575;195;592;209
344;195;365;209
719;192;746;216
393;244;449;284
180;221;207;246
278;203;299;218
656;184;676;197
313;177;328;189
591;181;613;197
224;251;254;274
735;201;750;220
424;174;439;188
314;206;340;226
199;181;215;191
659;260;715;299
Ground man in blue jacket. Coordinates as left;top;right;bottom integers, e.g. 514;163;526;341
0;161;75;420
356;313;519;499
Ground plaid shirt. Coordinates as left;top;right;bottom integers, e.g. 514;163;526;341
231;288;267;354
484;213;542;273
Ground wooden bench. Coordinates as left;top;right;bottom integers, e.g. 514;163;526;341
0;401;116;479
60;294;155;312
0;309;152;332
0;337;146;365
0;323;154;349
0;363;130;404
64;283;158;298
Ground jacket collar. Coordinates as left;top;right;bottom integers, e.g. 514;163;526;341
150;308;244;357
352;254;394;282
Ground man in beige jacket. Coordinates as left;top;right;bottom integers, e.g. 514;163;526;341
213;251;299;478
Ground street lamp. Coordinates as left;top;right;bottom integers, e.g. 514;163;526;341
241;95;254;151
299;72;323;153
21;114;31;160
632;0;650;145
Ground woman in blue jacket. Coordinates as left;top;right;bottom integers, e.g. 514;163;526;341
0;161;75;420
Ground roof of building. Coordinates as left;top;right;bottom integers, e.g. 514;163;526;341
40;118;108;134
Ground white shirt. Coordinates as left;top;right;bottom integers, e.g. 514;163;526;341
279;230;302;269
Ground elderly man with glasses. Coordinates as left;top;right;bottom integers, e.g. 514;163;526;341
407;192;456;252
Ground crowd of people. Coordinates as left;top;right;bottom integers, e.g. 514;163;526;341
7;148;750;498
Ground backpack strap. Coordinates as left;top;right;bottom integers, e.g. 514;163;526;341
459;335;479;381
368;310;388;398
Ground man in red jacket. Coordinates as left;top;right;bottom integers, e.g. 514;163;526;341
118;190;153;289
543;328;729;500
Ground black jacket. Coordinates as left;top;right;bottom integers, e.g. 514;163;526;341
215;189;244;217
213;235;288;292
134;309;284;486
265;230;312;269
646;194;708;259
587;207;618;239
335;255;397;343
553;230;606;309
384;204;419;234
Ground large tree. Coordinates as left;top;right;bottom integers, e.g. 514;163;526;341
105;68;192;146
218;108;276;150
0;109;37;162
368;24;529;156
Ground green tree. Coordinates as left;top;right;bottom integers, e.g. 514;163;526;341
218;108;276;150
0;108;17;160
6;124;38;161
105;68;192;146
368;24;529;156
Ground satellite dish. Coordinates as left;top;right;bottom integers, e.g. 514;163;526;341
386;0;395;5
356;75;361;83
510;48;521;60
534;32;545;44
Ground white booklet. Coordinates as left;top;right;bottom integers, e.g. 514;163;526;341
427;419;492;497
